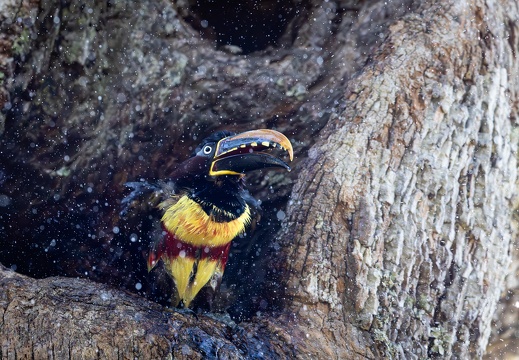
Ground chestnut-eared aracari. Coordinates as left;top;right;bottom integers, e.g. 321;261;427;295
122;129;293;308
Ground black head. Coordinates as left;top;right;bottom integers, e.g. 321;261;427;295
170;129;293;188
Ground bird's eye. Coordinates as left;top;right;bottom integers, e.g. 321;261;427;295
203;145;212;155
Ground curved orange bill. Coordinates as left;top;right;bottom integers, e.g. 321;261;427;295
209;129;294;176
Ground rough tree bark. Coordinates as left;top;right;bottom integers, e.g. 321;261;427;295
1;0;518;359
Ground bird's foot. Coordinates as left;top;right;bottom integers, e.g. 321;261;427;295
164;306;199;319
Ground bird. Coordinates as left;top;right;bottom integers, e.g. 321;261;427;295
121;129;293;308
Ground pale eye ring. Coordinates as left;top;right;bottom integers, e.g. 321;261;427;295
203;145;212;154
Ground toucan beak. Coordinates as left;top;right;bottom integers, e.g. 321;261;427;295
209;129;294;176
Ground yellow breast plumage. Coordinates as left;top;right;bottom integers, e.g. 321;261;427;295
160;195;251;247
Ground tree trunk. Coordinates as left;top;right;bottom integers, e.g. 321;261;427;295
1;0;518;359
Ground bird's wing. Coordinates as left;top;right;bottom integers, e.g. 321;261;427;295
120;180;176;217
120;179;180;270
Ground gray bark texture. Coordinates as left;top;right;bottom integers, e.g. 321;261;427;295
1;0;519;359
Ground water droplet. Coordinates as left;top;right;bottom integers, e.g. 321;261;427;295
0;194;11;207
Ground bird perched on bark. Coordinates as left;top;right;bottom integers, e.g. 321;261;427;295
121;129;293;308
